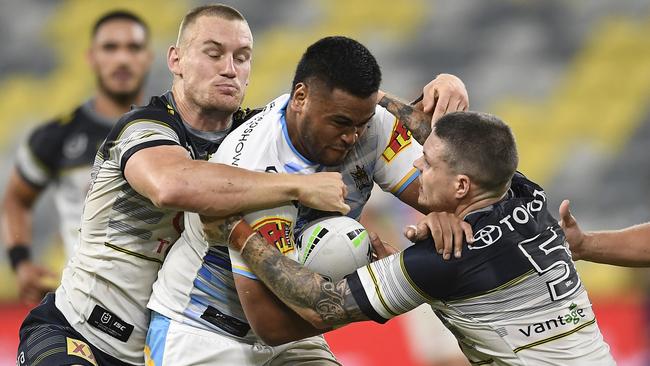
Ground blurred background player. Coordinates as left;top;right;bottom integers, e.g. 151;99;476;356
1;10;153;305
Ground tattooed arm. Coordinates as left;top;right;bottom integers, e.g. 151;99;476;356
378;95;433;145
378;73;469;145
226;220;370;329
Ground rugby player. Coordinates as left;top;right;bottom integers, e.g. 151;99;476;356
2;10;153;305
145;36;472;365
16;5;350;366
222;111;617;365
560;200;650;267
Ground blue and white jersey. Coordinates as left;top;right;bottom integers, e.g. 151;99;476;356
148;94;422;343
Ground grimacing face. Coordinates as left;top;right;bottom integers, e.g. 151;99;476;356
413;134;458;212
293;84;377;166
175;16;252;114
89;19;152;102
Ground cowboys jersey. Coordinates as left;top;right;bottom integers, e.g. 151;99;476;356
54;92;240;365
147;93;421;342
347;173;615;365
15;100;114;257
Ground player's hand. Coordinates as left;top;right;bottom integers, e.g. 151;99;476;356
16;261;57;305
404;211;473;260
369;232;398;261
200;214;244;244
420;73;469;124
297;172;350;215
559;200;586;261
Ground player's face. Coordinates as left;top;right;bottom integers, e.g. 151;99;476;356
176;16;252;114
295;84;376;166
413;134;458;212
89;19;152;103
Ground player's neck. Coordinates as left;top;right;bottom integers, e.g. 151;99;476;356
94;89;141;120
284;107;314;161
171;87;232;131
456;189;507;218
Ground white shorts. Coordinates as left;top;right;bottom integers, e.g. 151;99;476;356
145;312;341;366
402;304;466;362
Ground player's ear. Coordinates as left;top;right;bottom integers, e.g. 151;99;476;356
291;82;308;112
455;174;470;199
167;46;181;77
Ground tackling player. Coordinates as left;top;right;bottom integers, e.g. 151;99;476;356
223;111;617;365
145;36;472;365
2;10;153;305
16;5;349;366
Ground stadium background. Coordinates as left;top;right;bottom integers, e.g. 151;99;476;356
0;0;649;364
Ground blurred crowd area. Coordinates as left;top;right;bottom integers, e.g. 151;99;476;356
1;0;650;365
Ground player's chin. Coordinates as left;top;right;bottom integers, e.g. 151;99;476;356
320;149;350;166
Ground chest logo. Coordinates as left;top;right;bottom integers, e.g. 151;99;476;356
63;133;89;159
252;217;294;254
350;165;372;191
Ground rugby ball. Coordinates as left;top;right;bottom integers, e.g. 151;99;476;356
296;216;373;282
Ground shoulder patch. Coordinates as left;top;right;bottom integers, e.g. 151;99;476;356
382;118;412;162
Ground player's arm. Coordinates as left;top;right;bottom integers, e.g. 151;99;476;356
560;200;650;267
232;274;331;345
377;73;469;145
226;224;371;330
223;220;442;329
1;169;58;304
124;145;349;216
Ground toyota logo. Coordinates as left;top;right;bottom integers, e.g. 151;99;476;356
469;225;502;250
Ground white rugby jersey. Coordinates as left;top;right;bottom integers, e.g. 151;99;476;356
148;93;421;342
347;173;615;365
15;101;114;257
55;92;234;365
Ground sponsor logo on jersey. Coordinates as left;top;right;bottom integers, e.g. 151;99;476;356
66;337;97;366
350;165;372;191
231;118;263;166
381;119;412;162
517;303;588;338
469;189;547;250
253;217;294;254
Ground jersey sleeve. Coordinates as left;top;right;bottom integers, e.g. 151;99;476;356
346;239;456;323
110;119;182;173
15;120;66;188
371;106;422;196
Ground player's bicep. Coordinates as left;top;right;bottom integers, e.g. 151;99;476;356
123;144;191;203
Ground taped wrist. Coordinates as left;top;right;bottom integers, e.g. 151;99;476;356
228;220;256;253
8;245;30;272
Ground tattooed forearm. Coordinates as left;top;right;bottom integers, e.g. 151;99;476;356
200;214;243;244
240;233;368;327
378;95;432;145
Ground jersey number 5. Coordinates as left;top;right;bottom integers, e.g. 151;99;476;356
518;227;580;301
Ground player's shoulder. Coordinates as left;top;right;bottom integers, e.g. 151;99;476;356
217;94;288;164
118;95;181;131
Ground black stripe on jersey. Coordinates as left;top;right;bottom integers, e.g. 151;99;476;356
345;271;388;324
120;140;180;173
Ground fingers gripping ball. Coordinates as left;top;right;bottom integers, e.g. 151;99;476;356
296;216;372;282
